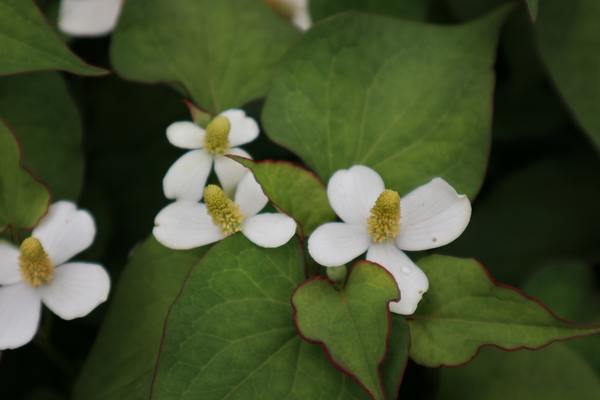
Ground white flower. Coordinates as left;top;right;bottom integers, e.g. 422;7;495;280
154;172;297;249
0;201;110;350
163;109;259;200
266;0;312;31
308;166;471;315
58;0;123;37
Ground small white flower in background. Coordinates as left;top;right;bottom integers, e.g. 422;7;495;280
154;172;297;249
308;166;471;315
58;0;123;37
164;110;259;200
0;201;110;350
266;0;312;31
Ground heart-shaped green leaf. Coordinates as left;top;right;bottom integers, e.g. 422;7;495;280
111;0;300;113
292;261;401;400
309;0;431;22
73;238;208;400
0;0;105;76
263;9;510;198
0;119;50;231
535;0;600;149
0;73;84;200
151;234;373;399
231;157;335;235
408;255;600;367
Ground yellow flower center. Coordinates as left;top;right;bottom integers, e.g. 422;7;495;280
204;116;231;155
265;0;295;20
204;184;244;235
19;237;54;287
367;190;400;243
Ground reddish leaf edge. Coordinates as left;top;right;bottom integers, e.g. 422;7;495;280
291;260;406;400
0;118;52;235
407;256;600;369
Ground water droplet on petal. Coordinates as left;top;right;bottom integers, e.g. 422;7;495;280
402;266;412;275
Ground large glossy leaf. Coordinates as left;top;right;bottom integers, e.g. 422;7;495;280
0;119;50;231
111;0;300;113
536;0;600;149
292;262;401;400
0;0;104;76
310;0;431;22
232;157;335;235
151;234;371;399
263;9;509;198
0;73;84;200
73;238;207;400
408;255;600;367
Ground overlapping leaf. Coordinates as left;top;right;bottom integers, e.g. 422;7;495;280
310;0;431;22
263;9;510;198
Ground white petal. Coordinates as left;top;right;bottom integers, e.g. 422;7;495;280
0;241;21;285
0;284;41;350
327;165;385;224
214;148;252;195
32;201;96;266
153;202;223;250
166;121;205;149
58;0;122;37
241;213;297;248
366;242;428;315
234;172;268;217
37;262;110;320
308;222;370;267
396;178;471;251
220;109;259;147
163;150;213;201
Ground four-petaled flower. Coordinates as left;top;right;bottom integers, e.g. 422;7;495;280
0;202;110;350
58;0;123;37
163;109;259;200
308;166;471;315
154;172;297;249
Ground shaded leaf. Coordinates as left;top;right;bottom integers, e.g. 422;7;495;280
0;72;84;200
381;316;410;400
263;9;510;198
408;255;600;367
111;0;300;113
0;119;50;231
310;0;431;22
0;0;105;76
231;157;335;235
292;261;401;400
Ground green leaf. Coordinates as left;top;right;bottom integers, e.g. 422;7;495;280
292;261;400;400
0;0;105;76
0;72;84;200
436;345;600;400
263;9;510;198
111;0;300;113
408;255;600;367
231;157;335;235
381;316;410;400
73;238;207;400
535;0;600;149
152;234;370;399
526;0;538;20
310;0;431;22
0;119;50;231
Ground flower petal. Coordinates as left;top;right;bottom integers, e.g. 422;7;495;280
327;165;384;224
241;213;297;248
58;0;122;37
166;121;205;149
308;222;370;267
153;201;223;250
33;201;96;266
37;262;110;320
366;242;428;315
0;241;20;285
220;109;259;147
214;148;252;195
163;149;213;201
0;284;41;350
234;172;268;217
396;178;471;251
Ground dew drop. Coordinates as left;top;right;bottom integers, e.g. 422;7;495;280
402;266;412;275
